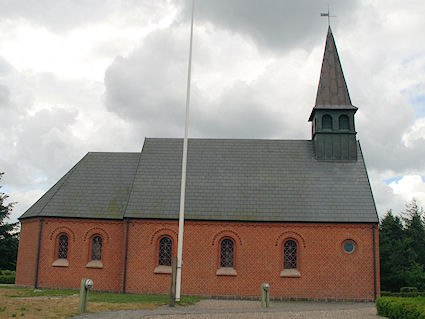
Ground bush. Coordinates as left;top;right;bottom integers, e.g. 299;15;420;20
380;291;425;298
0;270;15;284
402;287;419;293
0;275;15;284
376;297;425;319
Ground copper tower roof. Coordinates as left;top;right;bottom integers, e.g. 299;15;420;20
309;27;357;121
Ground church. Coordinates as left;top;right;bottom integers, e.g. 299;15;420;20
15;27;380;301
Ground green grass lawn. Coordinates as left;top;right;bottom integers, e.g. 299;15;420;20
0;285;201;318
1;285;77;297
89;290;200;305
1;284;200;304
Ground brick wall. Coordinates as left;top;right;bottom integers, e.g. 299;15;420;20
16;217;380;300
16;218;125;291
15;218;40;286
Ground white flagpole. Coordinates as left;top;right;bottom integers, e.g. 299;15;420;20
176;0;195;302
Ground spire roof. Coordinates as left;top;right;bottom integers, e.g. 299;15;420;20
309;27;357;121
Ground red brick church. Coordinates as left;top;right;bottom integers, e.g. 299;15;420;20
16;27;380;301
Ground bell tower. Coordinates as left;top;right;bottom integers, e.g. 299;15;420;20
309;27;358;161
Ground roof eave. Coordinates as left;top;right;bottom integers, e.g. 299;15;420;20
308;105;358;121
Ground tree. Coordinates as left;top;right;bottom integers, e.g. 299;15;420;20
0;172;19;270
403;199;425;265
379;200;425;292
379;210;407;291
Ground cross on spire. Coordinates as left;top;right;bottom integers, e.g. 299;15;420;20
320;6;336;27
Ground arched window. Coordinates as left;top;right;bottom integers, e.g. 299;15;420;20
58;234;68;259
91;236;102;261
158;236;172;266
284;240;297;269
322;115;333;129
339;115;349;130
220;238;234;268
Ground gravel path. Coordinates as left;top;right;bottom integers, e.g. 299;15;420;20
72;299;384;319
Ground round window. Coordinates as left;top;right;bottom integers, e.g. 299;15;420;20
343;240;355;254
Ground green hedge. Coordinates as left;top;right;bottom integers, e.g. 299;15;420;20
376;297;425;319
401;287;419;293
0;270;15;284
0;275;15;284
381;291;425;298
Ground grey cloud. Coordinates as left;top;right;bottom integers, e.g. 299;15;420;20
178;0;359;51
0;56;144;221
104;16;425;185
362;138;425;176
4;0;425;221
104;25;293;140
105;27;192;137
0;64;84;190
349;50;425;175
1;106;81;189
0;0;115;32
190;81;282;139
102;1;425;180
358;109;425;177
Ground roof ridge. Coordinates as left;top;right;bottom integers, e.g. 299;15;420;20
145;138;312;142
87;151;140;154
122;148;144;219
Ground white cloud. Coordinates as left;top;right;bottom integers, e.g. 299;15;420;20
0;21;147;81
7;188;44;223
0;1;178;81
0;0;177;33
1;1;425;224
403;117;425;147
0;56;142;221
369;171;425;219
389;175;425;206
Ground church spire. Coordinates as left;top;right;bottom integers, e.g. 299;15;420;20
309;26;358;161
315;26;352;107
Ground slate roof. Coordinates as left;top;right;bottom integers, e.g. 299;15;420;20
21;152;140;220
20;138;378;223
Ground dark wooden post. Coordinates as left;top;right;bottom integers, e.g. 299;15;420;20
169;257;177;307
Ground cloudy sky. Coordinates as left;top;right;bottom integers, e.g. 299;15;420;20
1;0;425;222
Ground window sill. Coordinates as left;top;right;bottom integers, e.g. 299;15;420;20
154;265;172;274
52;259;69;267
86;260;103;269
280;269;301;278
216;267;237;276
